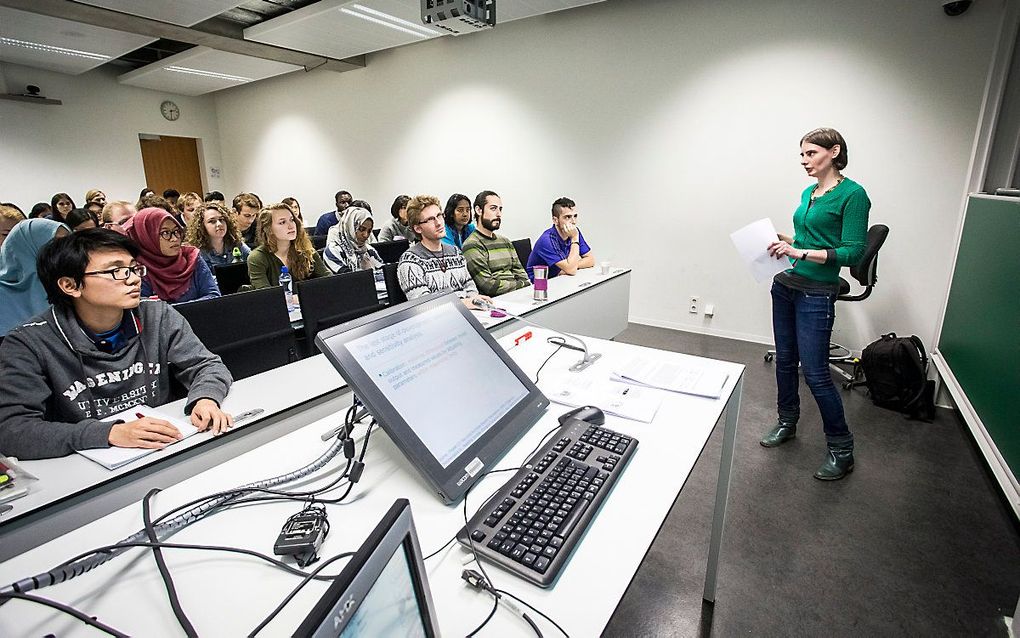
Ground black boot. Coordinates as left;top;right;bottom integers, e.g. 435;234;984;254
759;420;797;448
814;444;854;480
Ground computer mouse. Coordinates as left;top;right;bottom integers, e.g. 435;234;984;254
558;405;605;426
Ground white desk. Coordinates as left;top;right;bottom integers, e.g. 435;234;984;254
0;269;631;560
0;328;744;637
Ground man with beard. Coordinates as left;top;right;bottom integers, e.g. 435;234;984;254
462;190;531;297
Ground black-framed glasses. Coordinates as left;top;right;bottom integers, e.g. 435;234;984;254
419;214;443;226
159;228;183;240
84;264;147;280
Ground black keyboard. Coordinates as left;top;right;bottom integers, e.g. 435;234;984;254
457;419;638;588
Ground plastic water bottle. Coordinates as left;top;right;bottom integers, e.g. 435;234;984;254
279;266;294;310
231;246;242;263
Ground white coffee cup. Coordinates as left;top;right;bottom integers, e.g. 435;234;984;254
600;261;612;275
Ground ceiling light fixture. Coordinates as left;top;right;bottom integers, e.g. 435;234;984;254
164;66;253;82
349;4;438;36
339;7;436;38
0;37;109;61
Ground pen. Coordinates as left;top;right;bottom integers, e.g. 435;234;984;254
136;412;145;420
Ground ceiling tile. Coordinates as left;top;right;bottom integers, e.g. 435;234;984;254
76;0;249;28
118;46;302;96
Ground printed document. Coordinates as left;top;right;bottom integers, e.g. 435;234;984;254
539;374;662;423
612;357;729;399
77;405;198;470
730;218;791;283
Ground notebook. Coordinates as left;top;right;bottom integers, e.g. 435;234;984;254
76;405;198;470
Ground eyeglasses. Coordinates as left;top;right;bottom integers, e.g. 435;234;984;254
419;214;443;226
84;264;147;280
159;228;184;240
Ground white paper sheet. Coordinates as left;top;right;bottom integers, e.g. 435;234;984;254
539;374;662;423
730;218;792;283
612;357;729;399
76;406;198;470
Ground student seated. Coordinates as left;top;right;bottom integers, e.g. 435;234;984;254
323;206;384;274
101;201;137;228
378;195;415;243
0;219;69;336
396;195;490;308
1;203;26;249
282;197;303;225
0;229;233;460
232;192;263;248
526;196;595;280
441;193;476;250
248;203;330;289
125;208;221;303
30;202;53;219
462;190;530;297
186;202;250;268
65;208;98;231
314;190;353;236
178;192;202;227
51;192;76;224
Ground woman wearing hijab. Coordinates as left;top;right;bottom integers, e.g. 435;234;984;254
323;206;384;274
0;219;70;335
125;208;220;303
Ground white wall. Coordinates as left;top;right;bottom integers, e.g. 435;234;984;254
0;63;225;208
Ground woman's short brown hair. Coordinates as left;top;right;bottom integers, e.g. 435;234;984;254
801;127;849;170
404;194;441;239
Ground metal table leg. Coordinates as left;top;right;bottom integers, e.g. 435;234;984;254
703;372;742;603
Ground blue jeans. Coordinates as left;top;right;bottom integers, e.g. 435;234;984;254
771;281;853;447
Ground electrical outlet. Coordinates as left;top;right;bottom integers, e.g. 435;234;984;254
689;296;699;313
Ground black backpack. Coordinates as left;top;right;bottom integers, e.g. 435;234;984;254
860;333;935;422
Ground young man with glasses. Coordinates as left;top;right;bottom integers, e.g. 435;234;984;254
396;194;491;308
526;197;595;281
0;229;233;460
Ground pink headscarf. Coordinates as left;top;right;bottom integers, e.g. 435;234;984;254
125;208;199;301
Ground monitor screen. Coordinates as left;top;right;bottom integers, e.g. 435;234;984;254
297;499;439;637
317;292;549;503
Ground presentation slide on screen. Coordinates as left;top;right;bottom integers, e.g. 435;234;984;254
346;303;529;467
339;547;426;638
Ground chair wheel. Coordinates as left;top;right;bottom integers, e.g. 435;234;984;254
764;353;774;362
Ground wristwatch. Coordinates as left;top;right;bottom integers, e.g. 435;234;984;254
801;250;809;260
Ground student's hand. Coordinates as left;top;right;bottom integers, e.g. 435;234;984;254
462;295;492;310
190;398;234;435
109;417;183;449
562;221;580;241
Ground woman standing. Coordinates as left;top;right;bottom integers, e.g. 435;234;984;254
126;208;220;303
762;127;870;481
186;202;250;268
323;206;384;274
442;193;476;250
247;203;329;289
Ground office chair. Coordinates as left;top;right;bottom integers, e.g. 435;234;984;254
764;224;890;389
297;270;386;357
310;234;327;251
174;286;298;380
382;262;407;306
371;239;410;264
213;263;251;296
512;238;532;268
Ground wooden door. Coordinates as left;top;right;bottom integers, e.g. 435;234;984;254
139;135;203;196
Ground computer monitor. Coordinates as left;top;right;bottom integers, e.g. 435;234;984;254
296;499;440;637
316;291;549;504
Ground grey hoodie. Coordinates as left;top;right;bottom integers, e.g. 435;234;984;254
0;300;232;460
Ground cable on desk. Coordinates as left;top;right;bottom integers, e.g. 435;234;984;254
247;549;354;636
2;429;350;598
533;343;566;384
142;488;197;638
0;591;129;638
495;589;569;637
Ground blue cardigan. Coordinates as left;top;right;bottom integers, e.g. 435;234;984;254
141;258;221;303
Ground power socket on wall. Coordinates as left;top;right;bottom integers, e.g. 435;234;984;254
689;296;699;313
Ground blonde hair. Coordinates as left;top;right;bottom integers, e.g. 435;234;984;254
186;202;242;252
1;204;25;222
405;194;441;239
101;200;131;224
257;203;316;280
179;192;202;211
84;189;105;203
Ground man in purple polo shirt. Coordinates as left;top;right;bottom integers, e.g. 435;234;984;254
526;196;595;281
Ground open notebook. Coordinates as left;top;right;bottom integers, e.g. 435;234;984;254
76;405;198;470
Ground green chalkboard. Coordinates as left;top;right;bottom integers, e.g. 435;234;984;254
939;195;1020;481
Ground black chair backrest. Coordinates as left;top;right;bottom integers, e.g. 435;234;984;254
173;287;298;380
512;237;532;267
310;234;327;251
305;226;317;236
382;262;407;306
372;228;381;239
297;270;384;356
371;239;410;264
849;224;889;288
213;262;251;296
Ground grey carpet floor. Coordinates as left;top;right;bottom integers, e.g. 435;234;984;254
601;323;1020;637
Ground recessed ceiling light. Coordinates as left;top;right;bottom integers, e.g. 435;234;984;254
164;66;253;82
0;37;109;60
339;7;437;39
